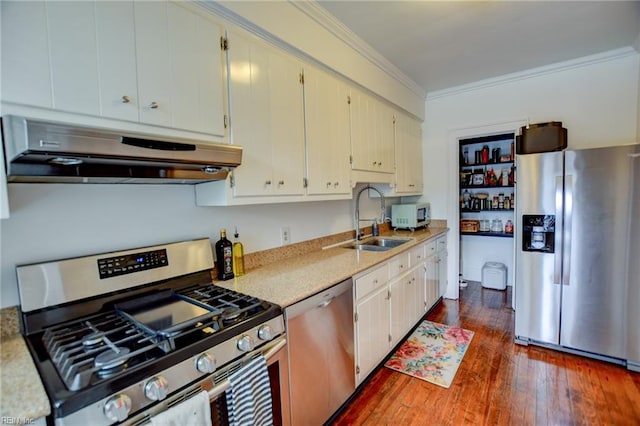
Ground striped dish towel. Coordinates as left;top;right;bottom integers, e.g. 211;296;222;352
225;355;273;426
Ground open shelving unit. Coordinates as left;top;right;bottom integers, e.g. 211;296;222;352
459;133;516;239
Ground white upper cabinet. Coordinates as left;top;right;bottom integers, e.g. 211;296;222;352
47;2;101;115
394;111;424;194
134;1;226;135
1;1;226;139
1;1;53;109
350;88;395;175
303;66;351;197
134;1;172;127
96;2;139;121
226;30;305;198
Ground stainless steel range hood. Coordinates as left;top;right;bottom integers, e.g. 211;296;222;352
1;115;242;184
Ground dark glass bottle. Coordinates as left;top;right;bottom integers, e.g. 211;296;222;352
215;229;234;280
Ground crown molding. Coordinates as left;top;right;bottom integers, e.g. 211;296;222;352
427;47;638;101
290;1;426;99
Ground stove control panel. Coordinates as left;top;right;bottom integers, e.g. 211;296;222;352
98;249;168;279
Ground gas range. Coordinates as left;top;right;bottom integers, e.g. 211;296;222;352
17;239;284;425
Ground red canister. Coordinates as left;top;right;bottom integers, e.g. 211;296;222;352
481;145;489;164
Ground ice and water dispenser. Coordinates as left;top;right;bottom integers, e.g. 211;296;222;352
522;215;555;253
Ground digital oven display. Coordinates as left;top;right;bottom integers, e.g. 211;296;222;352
97;248;168;279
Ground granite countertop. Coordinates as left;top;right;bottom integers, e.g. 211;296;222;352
0;226;448;421
0;308;50;421
215;227;449;307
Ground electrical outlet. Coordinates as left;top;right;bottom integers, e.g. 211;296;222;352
280;226;290;245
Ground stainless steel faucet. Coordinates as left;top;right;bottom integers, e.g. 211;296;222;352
354;185;386;240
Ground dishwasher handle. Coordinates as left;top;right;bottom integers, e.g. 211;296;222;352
285;278;353;319
317;299;333;308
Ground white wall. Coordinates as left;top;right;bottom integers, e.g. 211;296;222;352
423;48;639;299
0;182;392;308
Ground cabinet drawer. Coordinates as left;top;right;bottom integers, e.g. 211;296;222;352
409;244;426;266
355;263;389;301
425;240;437;257
389;252;410;278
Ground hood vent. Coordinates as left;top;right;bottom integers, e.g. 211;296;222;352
1;116;242;184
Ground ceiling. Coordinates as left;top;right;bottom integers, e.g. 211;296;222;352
316;1;640;95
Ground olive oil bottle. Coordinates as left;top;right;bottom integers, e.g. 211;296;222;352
215;229;234;280
232;227;245;276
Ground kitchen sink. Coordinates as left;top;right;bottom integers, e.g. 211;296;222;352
342;237;413;252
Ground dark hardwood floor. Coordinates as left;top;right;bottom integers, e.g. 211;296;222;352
331;282;640;425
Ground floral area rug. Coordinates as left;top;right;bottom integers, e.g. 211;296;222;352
384;320;474;388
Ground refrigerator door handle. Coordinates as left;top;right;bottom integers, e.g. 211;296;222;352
554;176;563;285
563;175;573;286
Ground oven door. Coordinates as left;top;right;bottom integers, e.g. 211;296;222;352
207;337;290;426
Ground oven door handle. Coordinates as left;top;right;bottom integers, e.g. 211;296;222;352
263;337;287;360
207;337;287;402
208;380;231;401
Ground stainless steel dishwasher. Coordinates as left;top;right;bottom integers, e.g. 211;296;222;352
285;278;355;425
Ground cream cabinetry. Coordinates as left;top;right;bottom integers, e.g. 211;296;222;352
224;30;305;198
354;263;390;384
1;0;226;138
436;235;449;297
350;88;395;175
354;239;442;385
196;43;353;205
424;240;439;308
303;66;352;197
1;1;54;109
394;112;424;194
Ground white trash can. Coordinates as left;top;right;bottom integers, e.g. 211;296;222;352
481;262;507;290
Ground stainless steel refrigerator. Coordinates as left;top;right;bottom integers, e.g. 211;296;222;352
515;143;640;371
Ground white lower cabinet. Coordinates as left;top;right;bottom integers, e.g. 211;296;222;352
436;235;449;297
354;238;444;385
424;240;439;308
354;282;391;384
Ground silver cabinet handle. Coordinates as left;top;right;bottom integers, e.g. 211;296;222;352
265;180;272;185
149;101;159;109
122;95;131;104
334;182;339;187
326;181;332;188
278;180;284;186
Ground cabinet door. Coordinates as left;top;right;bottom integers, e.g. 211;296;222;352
350;88;394;173
425;253;439;310
47;2;101;115
389;275;408;345
134;1;172;126
304;67;351;195
96;1;138;121
167;2;225;136
438;245;448;297
227;31;305;197
355;286;390;384
1;1;52;108
395;112;424;193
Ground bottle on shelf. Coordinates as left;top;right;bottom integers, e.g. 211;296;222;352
481;145;489;163
232;227;245;277
215;229;234;281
